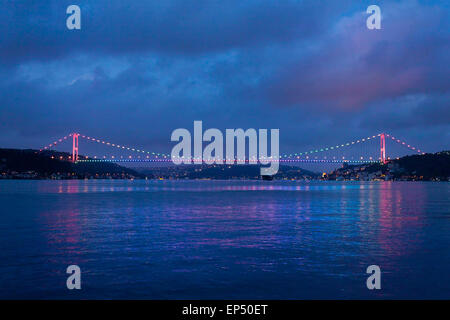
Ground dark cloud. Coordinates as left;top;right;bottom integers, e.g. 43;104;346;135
263;1;450;110
0;0;351;64
359;94;450;131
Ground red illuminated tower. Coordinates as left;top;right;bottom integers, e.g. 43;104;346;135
380;133;386;164
72;133;79;162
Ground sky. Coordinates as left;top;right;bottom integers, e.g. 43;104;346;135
0;0;449;158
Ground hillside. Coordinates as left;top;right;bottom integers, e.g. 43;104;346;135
2;148;449;181
326;151;450;181
0;148;141;179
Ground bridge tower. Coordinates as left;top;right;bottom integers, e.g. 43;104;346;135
72;133;79;162
380;133;386;164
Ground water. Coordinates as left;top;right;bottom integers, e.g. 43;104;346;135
0;180;449;299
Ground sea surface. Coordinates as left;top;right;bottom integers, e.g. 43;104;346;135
0;180;449;299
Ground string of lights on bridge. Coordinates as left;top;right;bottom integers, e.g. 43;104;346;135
39;132;425;163
39;135;71;151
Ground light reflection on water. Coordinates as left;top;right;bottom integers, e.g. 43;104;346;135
0;180;448;299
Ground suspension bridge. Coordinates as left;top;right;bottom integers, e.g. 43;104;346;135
38;132;425;166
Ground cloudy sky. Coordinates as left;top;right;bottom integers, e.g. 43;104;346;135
0;0;449;156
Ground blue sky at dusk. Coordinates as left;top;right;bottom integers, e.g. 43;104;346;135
0;0;449;155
